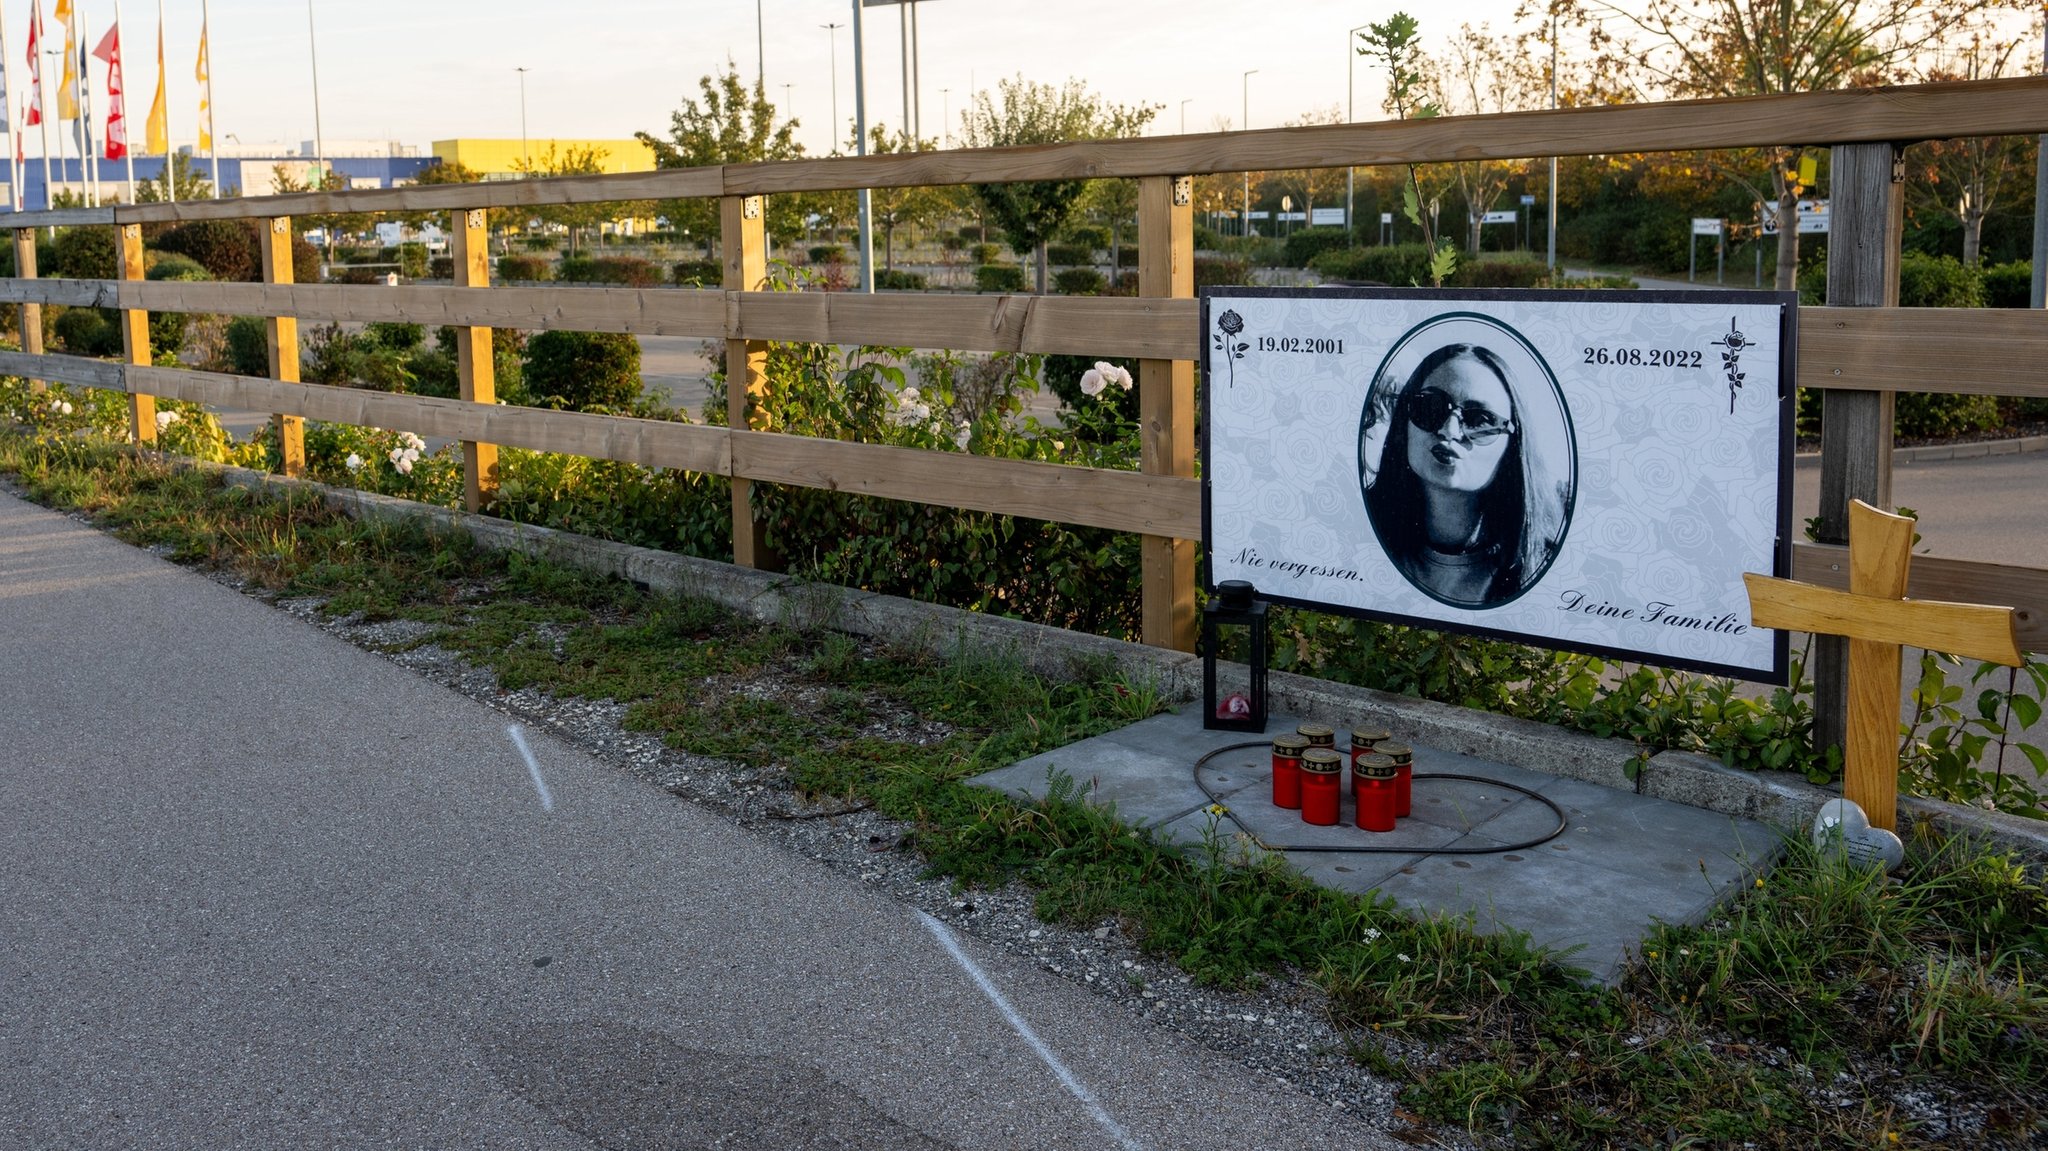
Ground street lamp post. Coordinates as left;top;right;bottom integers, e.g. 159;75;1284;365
1242;70;1256;238
1546;5;1558;270
851;0;874;291
1347;23;1368;236
307;0;325;188
515;67;530;173
756;0;765;91
821;23;843;153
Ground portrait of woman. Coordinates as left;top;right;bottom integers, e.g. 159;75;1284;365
1362;338;1573;609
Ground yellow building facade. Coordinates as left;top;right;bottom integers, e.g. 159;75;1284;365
429;139;658;180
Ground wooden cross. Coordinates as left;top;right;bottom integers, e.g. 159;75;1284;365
1745;500;2024;831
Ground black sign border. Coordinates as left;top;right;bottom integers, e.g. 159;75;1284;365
1198;285;1797;686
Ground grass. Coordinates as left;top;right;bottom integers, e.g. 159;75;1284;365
5;430;2045;1148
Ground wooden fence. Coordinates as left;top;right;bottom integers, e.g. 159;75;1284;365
4;76;2048;752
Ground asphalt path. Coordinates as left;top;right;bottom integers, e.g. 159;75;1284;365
0;488;1402;1150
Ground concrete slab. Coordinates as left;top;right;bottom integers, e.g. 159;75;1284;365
968;706;1780;985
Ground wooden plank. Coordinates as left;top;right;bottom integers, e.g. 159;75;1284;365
124;366;731;473
1799;307;2048;398
1791;543;2048;652
0;350;128;390
0;277;109;307
113;166;726;225
1747;576;2022;668
116;225;156;444
0;207;118;229
451;210;497;512
13;231;45;394
262;217;305;477
724;195;772;570
731;292;1198;358
731;430;1203;539
727;78;2048;193
1138;174;1196;653
1812;142;1902;762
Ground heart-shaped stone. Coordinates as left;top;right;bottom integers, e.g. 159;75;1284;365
1811;798;1905;874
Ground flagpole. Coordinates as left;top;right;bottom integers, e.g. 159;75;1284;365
112;0;127;197
201;0;214;196
1;0;17;211
153;0;166;200
74;2;93;204
33;2;50;208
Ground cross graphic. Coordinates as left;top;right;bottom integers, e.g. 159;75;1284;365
1744;501;2024;831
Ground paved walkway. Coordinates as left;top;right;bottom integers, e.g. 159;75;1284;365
0;488;1402;1150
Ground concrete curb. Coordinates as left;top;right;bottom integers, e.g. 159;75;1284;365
195;460;2048;860
1793;432;2048;468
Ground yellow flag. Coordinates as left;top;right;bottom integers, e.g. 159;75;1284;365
145;12;167;154
194;21;211;150
55;4;77;120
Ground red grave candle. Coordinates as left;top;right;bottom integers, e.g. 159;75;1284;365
1378;742;1415;817
1300;749;1343;826
1270;733;1308;810
1348;726;1388;795
1353;753;1398;832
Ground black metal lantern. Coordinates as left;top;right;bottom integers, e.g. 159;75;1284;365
1202;579;1269;733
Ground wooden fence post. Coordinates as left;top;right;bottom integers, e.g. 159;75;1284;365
260;218;305;476
116;224;155;444
723;194;773;569
1138;174;1197;652
450;209;497;511
13;230;45;394
1814;142;1903;758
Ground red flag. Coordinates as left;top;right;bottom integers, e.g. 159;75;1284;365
25;3;42;128
92;21;124;161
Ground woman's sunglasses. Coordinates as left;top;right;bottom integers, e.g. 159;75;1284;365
1408;388;1514;443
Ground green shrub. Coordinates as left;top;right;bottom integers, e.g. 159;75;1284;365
50;226;117;279
397;242;429;280
1043;353;1139;431
1109;245;1137;268
0;236;55;278
154;219;258;281
874;268;927;291
974;264;1026;292
144;251;212;357
496;254;554;282
1053;267;1107;296
1451;256;1546;289
1281;226;1354;268
1067;226;1109;250
807;245;846;265
672;259;721;286
969;242;1002;264
1194;256;1251;287
1980;260;2031;308
302;322;412;391
1898;251;1984;309
330;265;384;285
939;233;966;253
428;256;454;279
1045;243;1091;266
1310;242;1433;285
407;349;461;399
224;315;270;377
52;306;122;356
364;322;426;351
429;326;527;404
520;236;556;252
558;255;660;287
522;329;643;411
1896;391;2002;439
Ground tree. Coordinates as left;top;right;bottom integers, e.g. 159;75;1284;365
1904;25;2035;266
1264;108;1348;246
516;143;626;254
852;125;948;271
134;153;214;203
1423;27;1543;254
959;75;1158;293
637;62;806;254
1358;14;1459;286
398;159;488;234
1570;0;2005;290
1078;176;1139;282
271;163;372;250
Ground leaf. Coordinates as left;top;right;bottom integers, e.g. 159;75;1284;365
2021;744;2048;776
2012;694;2041;729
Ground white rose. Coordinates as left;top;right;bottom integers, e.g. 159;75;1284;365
345;453;364;472
1079;369;1105;397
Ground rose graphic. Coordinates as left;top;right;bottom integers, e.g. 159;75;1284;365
1712;316;1748;414
1213;309;1248;388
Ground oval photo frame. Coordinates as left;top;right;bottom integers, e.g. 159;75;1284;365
1358;311;1577;610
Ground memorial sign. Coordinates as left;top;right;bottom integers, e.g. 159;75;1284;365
1202;287;1797;681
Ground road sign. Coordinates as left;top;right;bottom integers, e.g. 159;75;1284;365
1520;194;1536;206
1311;207;1346;226
1480;210;1517;225
1758;199;1828;235
1692;218;1724;236
1380;213;1393;224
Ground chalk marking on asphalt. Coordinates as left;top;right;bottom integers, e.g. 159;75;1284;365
506;725;555;812
916;910;1144;1151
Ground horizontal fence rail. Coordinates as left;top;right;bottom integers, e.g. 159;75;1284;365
1;76;2045;667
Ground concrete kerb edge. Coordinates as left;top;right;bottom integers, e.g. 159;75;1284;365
189;460;2048;859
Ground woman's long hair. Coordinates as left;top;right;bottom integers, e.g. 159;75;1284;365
1366;343;1559;601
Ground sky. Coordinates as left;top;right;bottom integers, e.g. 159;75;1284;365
2;0;1564;159
7;1;2039;162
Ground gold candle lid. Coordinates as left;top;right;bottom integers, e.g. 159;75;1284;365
1296;723;1336;747
1301;748;1343;774
1350;727;1390;748
1271;733;1310;756
1354;752;1398;780
1376;742;1413;764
